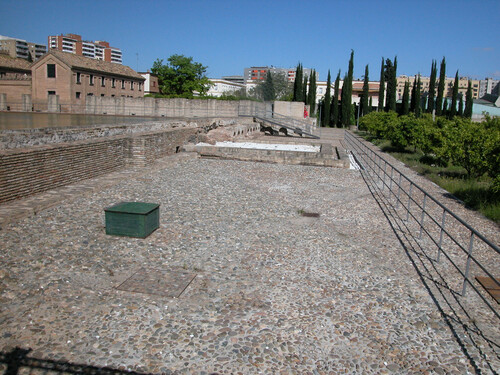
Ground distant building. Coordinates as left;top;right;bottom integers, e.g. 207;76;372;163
479;78;500;98
221;75;244;84
396;75;480;100
140;72;160;95
31;50;144;109
243;66;314;83
48;34;122;64
207;79;246;97
0;35;46;61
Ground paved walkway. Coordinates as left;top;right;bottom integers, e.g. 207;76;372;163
0;130;498;374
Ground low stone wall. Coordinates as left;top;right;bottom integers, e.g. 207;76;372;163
196;143;349;168
0;118;247;150
0;126;200;204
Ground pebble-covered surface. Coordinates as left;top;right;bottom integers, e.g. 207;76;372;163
0;150;498;374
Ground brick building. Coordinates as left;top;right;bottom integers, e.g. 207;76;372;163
31;50;144;110
0;53;32;107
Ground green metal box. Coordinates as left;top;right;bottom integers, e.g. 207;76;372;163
105;202;160;238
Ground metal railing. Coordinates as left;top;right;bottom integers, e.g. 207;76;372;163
344;130;499;321
249;108;320;139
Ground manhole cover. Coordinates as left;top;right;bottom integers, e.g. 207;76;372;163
116;268;196;298
476;276;500;304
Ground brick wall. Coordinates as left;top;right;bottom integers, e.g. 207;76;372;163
0;127;200;204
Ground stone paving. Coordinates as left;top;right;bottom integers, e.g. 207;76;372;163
0;132;499;374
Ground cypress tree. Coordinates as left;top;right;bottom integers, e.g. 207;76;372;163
308;70;317;114
293;63;303;102
332;70;340;127
402;80;410;115
464;80;473;119
449;70;459;118
341;50;354;126
415;75;422;117
458;95;464;117
360;64;369;116
369;97;373;113
378;57;385;111
262;71;275;101
410;76;417;113
436;57;446;116
385;57;397;112
442;97;448;116
427;60;437;113
323;70;331;127
303;74;308;104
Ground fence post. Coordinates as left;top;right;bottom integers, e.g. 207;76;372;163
437;210;446;262
419;195;427;239
382;161;386;190
462;232;475;296
396;174;402;208
389;167;394;191
406;183;413;221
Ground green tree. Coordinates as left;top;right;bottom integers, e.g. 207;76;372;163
332;70;340;127
308;70;317;114
303;74;309;104
401;80;410;115
449;71;459;118
436;57;446;116
464;80;473;119
378;57;385;111
360;64;369;116
322;70;332;127
151;55;211;98
410;76;417;113
293;63;303;102
341;50;354;126
415;75;422;118
427;60;437;113
458;94;464;117
385;56;397;112
262;71;276;101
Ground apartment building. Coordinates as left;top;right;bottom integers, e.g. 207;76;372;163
243;66;315;83
48;34;122;64
31;50;144;108
396;75;480;100
479;78;500;98
0;35;46;61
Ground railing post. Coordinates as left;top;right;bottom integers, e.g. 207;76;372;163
437;209;446;262
382;161;386;191
389;167;394;191
462;232;475;296
396;174;402;208
406;183;413;221
419;195;427;239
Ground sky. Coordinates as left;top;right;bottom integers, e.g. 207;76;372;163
1;0;499;81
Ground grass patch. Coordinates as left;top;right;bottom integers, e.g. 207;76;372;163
355;132;500;224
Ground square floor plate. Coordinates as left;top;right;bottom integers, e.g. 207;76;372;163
475;276;500;304
116;268;196;298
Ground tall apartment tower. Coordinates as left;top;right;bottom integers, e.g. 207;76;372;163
48;34;122;64
0;35;46;61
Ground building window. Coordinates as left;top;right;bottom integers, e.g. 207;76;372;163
112;78;116;88
121;79;125;89
101;94;105;97
131;81;134;90
89;74;94;85
87;93;94;96
76;92;81;99
47;91;56;96
76;72;81;84
47;64;56;78
138;82;142;91
101;76;105;87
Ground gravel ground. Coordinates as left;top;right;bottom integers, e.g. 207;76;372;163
0;151;498;374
